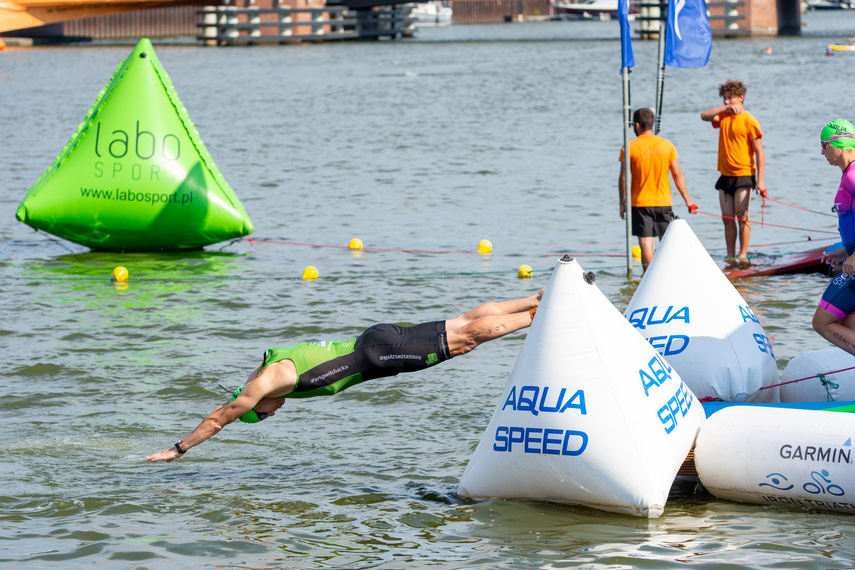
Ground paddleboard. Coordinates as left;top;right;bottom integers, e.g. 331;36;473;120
724;242;839;279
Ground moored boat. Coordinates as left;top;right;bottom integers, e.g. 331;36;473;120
551;0;618;18
807;0;852;10
409;1;452;26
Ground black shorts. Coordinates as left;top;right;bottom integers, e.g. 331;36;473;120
353;321;451;382
632;206;674;238
716;175;756;197
278;321;451;398
820;273;855;320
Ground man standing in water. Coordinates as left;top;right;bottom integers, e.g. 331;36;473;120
147;289;544;462
701;80;766;261
618;107;698;270
813;120;855;356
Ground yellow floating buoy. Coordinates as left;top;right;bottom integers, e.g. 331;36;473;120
632;246;641;259
302;266;319;280
112;266;129;281
518;264;533;279
349;238;363;250
478;239;492;255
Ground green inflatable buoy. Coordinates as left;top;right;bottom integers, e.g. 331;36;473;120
15;39;253;251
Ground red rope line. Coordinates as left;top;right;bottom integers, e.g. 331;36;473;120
244;238;480;255
242;195;838;258
749;238;820;248
543;253;627;257
759;365;855;390
247;238;636;258
763;196;837;218
244;236;831;259
694;209;839;235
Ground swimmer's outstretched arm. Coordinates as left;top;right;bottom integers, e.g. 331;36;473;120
147;363;293;462
146;401;239;462
146;389;262;463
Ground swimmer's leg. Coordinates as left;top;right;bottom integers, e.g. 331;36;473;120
444;289;543;331
446;310;535;358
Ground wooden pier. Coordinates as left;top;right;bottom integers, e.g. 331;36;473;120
0;0;799;42
634;0;778;40
3;0;412;43
198;3;413;44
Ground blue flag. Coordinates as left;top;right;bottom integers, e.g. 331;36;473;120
664;0;712;68
618;0;634;69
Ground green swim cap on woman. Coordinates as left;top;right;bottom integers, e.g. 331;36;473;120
821;119;855;149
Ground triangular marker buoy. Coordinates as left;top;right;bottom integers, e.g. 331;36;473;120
458;256;704;518
624;220;778;402
15;38;253;251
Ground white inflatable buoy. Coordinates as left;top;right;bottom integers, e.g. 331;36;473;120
781;348;855;402
458;256;705;518
695;406;855;514
623;219;778;403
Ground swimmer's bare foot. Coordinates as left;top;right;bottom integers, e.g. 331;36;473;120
725;256;750;269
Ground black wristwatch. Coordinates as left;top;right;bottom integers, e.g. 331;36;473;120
174;442;187;454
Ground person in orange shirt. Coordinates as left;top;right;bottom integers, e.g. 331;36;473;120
701;80;766;261
619;108;698;270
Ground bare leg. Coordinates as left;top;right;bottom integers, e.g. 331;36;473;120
446;311;536;357
444;289;544;357
813;308;855;357
639;236;655;270
733;187;752;260
719;190;738;259
444;288;544;331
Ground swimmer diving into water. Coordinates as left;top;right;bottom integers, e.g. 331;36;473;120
147;288;544;462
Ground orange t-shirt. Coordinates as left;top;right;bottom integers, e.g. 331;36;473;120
619;134;678;207
712;112;763;177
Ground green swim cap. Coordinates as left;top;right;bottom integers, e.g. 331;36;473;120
821;119;855;149
230;385;264;424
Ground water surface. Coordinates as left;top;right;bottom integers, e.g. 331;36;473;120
2;12;855;568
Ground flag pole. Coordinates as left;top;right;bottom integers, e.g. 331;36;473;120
653;0;667;135
622;69;633;278
618;0;635;278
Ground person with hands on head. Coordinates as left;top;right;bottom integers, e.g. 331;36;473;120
813;119;855;357
147;289;545;463
701;79;766;261
618;107;697;271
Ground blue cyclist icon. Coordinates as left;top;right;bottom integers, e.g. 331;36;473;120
803;469;845;496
